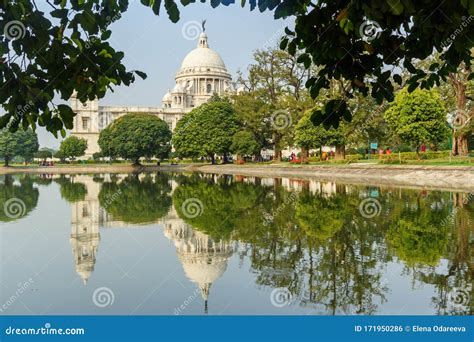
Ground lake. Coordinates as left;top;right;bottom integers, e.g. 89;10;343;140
0;172;472;315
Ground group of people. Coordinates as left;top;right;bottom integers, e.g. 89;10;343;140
38;160;54;166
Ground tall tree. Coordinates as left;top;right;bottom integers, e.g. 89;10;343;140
384;88;449;154
0;128;38;166
237;47;314;161
172;100;239;164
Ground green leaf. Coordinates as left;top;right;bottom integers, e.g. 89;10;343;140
134;70;148;80
164;0;180;22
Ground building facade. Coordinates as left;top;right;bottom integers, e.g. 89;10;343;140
70;29;233;157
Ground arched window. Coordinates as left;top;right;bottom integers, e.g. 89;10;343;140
207;84;212;93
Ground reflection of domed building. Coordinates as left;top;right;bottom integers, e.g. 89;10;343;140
70;176;103;285
68;176;233;304
163;206;233;313
70;22;234;157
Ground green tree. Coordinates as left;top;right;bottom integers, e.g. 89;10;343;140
35;149;53;162
59;136;87;160
295;110;326;159
0;128;38;166
53;150;66;163
230;130;261;161
231;91;272;156
237;47;314;160
98;113;171;165
384;89;449;154
172;100;239;164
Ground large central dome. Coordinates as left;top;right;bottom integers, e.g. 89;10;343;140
179;33;227;72
162;26;233;111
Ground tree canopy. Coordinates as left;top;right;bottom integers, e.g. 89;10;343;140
59;135;87;160
384;88;449;152
0;128;38;166
3;1;471;137
230;130;261;159
98;113;171;164
172;99;239;163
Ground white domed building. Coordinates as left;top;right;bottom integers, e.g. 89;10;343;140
70;25;234;157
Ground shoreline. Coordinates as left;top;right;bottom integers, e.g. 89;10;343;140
1;163;473;192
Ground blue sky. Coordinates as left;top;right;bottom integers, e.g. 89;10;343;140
38;2;291;148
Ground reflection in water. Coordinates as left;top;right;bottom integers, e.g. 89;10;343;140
0;175;39;222
66;174;233;313
163;210;233;313
2;172;472;315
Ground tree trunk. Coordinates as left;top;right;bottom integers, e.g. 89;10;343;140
319;147;322;161
222;152;228;164
273;133;282;162
301;147;309;161
210;154;215;165
335;145;345;160
4;156;9;167
132;157;141;166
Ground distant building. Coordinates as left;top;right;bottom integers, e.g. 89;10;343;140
70;27;233;157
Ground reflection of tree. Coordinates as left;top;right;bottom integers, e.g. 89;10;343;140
55;176;87;203
294;187;388;315
295;189;346;242
0;175;39;222
98;173;171;224
173;174;264;240
410;193;473;315
32;175;53;186
386;194;450;266
173;175;472;315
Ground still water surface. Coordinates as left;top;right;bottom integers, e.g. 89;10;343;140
0;172;472;315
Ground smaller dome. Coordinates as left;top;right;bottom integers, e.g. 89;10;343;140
162;91;172;102
172;84;186;93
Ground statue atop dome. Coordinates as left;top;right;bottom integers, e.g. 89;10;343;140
202;19;206;33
